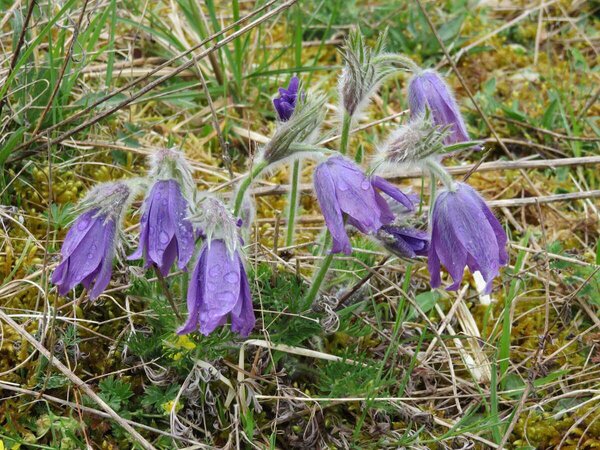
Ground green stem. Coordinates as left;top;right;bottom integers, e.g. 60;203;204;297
305;252;334;306
425;158;455;191
286;159;301;246
339;112;352;155
233;160;268;217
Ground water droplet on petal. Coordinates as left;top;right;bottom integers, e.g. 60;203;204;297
361;181;371;190
159;231;170;244
338;181;349;192
77;218;90;230
225;272;239;283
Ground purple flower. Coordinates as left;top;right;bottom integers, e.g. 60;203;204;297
129;179;194;276
273;76;299;121
428;183;508;294
408;69;471;145
51;209;116;300
378;224;429;258
314;155;415;255
177;239;255;337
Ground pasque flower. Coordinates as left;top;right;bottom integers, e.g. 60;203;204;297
52;181;134;299
177;239;255;337
129;179;194;275
428;182;508;293
273;76;299;121
377;224;429;258
314;155;414;254
408;69;471;145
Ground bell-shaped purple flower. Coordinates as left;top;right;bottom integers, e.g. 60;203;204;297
314;155;415;255
129;179;194;276
408;69;471;145
177;239;255;337
51;209;116;300
429;182;508;294
378;224;429;258
273;76;299;121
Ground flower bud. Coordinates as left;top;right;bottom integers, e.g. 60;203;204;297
273;76;299;122
259;91;326;166
408;69;474;146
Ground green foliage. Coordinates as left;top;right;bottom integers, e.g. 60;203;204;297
98;376;134;412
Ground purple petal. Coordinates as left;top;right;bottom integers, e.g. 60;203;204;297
199;241;242;335
430;192;468;290
371;176;415;211
324;157;382;233
177;246;207;335
147;181;176;268
445;187;500;288
314;162;352;255
408;70;470;145
168;181;194;270
61;210;99;258
52;216;108;295
87;223;116;300
230;259;255;337
128;208;150;262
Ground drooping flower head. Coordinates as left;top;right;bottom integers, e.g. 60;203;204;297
129;148;195;275
408;69;472;145
273;76;299;122
428;182;508;294
338;29;395;119
377;223;429;259
128;180;194;275
313;155;415;254
52;181;136;299
177;239;255;337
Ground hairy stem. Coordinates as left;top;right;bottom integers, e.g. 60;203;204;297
233;160;268;217
305;252;334;306
340;112;352;155
425;158;455;191
286;159;301;246
154;265;182;321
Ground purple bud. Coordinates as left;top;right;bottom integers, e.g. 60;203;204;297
428;182;508;294
378;224;429;258
129;179;194;276
313;156;415;255
273;76;299;121
51;209;116;300
408;69;471;145
177;239;255;337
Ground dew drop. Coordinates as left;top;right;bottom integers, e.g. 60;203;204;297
338;181;349;192
77;218;90;230
225;272;239;283
159;231;170;244
209;265;222;277
361;181;371;190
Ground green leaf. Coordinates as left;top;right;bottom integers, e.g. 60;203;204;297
407;290;440;321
